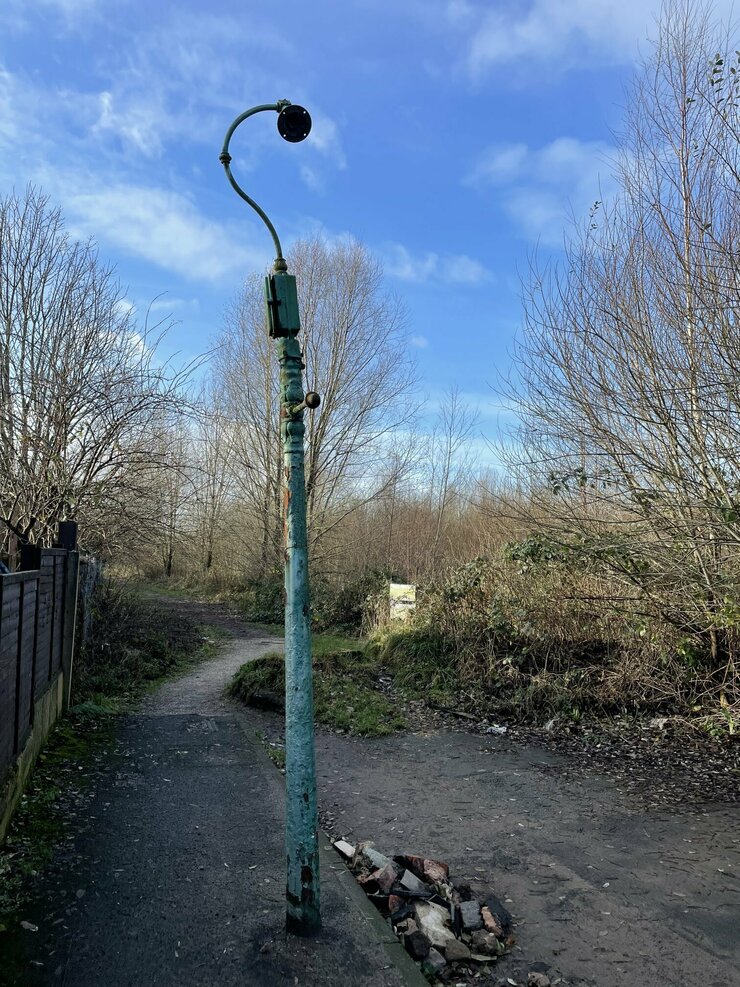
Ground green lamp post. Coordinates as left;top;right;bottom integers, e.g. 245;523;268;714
220;100;321;935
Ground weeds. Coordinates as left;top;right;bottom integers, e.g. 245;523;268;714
367;554;740;731
73;579;216;705
256;732;286;771
230;642;406;737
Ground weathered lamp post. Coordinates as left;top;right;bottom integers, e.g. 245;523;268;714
220;100;321;935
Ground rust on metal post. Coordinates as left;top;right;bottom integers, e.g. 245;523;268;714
279;332;321;935
220;99;320;936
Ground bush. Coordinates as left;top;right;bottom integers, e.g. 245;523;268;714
368;550;731;725
73;579;203;702
312;569;391;633
235;575;285;625
229;646;406;736
235;569;391;635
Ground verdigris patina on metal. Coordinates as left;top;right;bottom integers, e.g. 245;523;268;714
220;101;321;935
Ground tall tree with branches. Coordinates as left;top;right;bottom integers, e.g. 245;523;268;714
212;235;417;576
0;186;190;554
505;0;740;676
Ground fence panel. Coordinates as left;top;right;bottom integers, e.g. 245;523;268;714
34;554;54;696
1;527;84;841
0;580;20;773
51;553;66;679
16;576;38;750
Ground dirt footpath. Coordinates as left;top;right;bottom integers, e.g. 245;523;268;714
307;726;739;986
147;597;740;986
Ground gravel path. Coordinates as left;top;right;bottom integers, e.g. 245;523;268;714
307;725;739;987
152;593;738;987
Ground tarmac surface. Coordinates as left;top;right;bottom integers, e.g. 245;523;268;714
0;631;421;987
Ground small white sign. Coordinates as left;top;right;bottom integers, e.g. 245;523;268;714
389;582;416;621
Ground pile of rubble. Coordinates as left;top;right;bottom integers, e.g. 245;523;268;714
333;838;532;982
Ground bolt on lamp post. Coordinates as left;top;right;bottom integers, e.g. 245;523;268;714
220;100;321;935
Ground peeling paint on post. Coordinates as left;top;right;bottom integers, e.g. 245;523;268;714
219;100;320;936
278;330;321;935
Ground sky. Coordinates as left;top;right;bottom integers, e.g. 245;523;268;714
0;0;730;435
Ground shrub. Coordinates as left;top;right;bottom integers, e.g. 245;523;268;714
230;646;406;736
73;579;203;702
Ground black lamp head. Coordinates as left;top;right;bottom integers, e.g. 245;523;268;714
277;104;312;143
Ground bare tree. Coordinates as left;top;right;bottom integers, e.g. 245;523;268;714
211;235;417;576
0;186;191;555
190;386;232;573
425;387;479;577
504;1;740;671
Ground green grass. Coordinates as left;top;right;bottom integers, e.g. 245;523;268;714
312;631;360;655
256;732;286;771
368;625;460;701
230;643;406;737
123;576;214;601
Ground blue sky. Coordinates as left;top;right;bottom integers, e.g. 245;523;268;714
1;0;728;431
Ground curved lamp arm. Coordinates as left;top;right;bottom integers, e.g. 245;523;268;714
219;100;299;268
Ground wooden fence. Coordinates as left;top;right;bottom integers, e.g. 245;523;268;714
0;526;81;840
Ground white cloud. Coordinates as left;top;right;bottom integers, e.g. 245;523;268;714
0;65;264;285
0;69;21;146
7;0;97;24
148;296;196;313
466;143;528;186
93;91;167;158
466;137;617;245
459;0;739;76
441;253;491;285
464;0;652;73
115;298;136;318
306;107;347;169
64;183;268;282
42;0;97;14
300;165;325;194
383;243;491;285
410;335;429;349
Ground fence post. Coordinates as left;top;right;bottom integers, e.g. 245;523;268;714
54;523;79;712
61;550;80;712
19;545;42;573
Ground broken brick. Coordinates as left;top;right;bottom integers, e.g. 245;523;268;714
421;948;446;976
470;930;503;956
333;839;355;859
413;901;457;950
484;894;512;932
422;858;450;884
481;906;504;937
445;938;472;963
388;894;404;915
376;862;400;894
